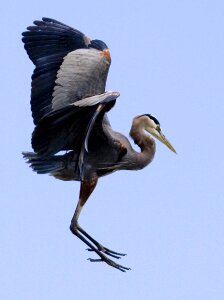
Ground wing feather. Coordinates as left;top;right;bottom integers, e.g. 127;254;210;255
22;18;91;124
23;18;117;177
52;49;111;110
32;91;119;156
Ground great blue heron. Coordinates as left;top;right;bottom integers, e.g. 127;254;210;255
22;17;176;272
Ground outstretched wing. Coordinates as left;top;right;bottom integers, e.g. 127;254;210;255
23;18;122;173
30;43;113;153
23;18;120;176
22;17;109;124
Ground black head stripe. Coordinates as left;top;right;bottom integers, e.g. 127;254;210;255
143;114;160;125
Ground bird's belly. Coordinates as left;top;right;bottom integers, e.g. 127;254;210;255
85;147;119;177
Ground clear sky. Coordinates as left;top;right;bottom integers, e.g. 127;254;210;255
1;0;224;299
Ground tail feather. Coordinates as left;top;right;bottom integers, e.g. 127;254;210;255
22;152;64;174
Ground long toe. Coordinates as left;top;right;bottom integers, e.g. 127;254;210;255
88;257;131;272
87;245;126;258
86;248;124;259
103;247;126;257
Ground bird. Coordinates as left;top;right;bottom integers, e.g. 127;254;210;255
22;17;176;272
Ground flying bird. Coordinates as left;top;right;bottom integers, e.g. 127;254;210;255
22;17;176;272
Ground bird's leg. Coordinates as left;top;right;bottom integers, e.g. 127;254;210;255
72;178;126;257
70;177;130;272
70;177;125;258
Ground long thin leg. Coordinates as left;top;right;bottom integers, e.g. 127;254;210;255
71;176;124;259
70;176;130;272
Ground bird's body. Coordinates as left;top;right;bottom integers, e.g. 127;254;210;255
26;114;156;181
22;18;175;272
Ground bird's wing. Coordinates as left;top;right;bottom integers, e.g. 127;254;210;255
52;48;110;110
22;17;91;64
23;18;117;177
31;45;112;153
22;17;109;124
32;91;120;176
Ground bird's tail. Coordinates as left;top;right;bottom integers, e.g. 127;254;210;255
22;152;64;175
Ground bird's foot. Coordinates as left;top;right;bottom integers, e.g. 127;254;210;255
87;245;126;259
76;224;126;258
88;255;131;272
71;224;130;271
86;243;130;271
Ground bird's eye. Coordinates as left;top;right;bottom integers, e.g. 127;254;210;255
156;125;161;132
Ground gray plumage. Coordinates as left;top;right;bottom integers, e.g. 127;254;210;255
22;18;176;272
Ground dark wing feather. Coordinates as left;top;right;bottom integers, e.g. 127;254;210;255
32;92;120;178
22;17;90;64
32;92;119;156
31;47;112;157
22;17;108;124
30;54;66;122
23;18;115;176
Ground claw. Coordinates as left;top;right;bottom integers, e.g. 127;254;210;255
86;246;126;259
88;257;131;272
86;248;121;259
102;247;126;257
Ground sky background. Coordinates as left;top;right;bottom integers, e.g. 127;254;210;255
1;0;224;299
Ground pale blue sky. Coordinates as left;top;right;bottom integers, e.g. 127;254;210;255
1;0;224;299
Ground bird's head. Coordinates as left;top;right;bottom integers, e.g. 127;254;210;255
135;114;176;153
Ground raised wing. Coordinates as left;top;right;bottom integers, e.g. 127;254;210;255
22;17;91;64
23;18;119;176
31;44;113;152
22;17;109;124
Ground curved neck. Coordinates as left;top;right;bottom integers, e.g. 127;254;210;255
128;121;156;170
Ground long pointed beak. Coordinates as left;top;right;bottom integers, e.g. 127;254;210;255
158;132;177;153
146;127;177;154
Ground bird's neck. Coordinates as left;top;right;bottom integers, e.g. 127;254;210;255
129;123;156;170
